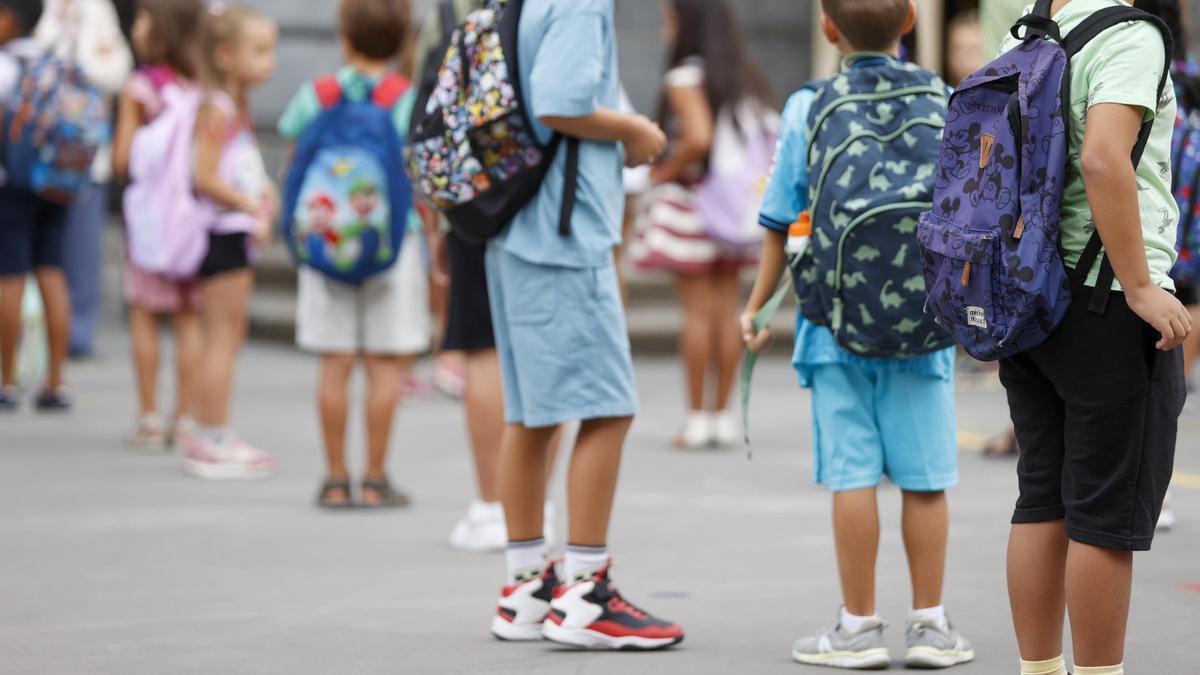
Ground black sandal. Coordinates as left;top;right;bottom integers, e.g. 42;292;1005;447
359;477;411;509
317;479;353;509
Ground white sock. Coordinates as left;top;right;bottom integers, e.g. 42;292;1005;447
1020;655;1067;675
1075;665;1123;675
504;538;545;583
839;607;881;634
564;544;608;583
908;604;948;630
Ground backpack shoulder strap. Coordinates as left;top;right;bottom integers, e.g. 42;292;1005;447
438;0;458;42
314;76;342;109
372;74;411;109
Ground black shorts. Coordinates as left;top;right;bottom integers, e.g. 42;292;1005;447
198;232;251;279
999;281;1185;551
0;185;68;276
442;231;495;352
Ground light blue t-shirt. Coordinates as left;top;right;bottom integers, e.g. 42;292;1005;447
760;60;955;387
496;0;623;269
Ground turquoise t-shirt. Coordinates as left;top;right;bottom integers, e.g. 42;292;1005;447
496;0;624;269
759;59;956;388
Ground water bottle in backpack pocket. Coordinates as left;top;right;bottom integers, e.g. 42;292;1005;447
282;75;413;286
2;50;109;203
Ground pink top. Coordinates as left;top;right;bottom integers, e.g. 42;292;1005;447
205;91;269;235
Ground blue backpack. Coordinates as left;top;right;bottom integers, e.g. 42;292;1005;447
794;57;954;359
282;74;413;286
918;1;1172;361
1169;58;1200;289
2;49;109;203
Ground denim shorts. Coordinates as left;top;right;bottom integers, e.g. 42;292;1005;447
485;245;637;428
0;186;69;276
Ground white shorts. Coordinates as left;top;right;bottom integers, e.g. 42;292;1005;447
296;238;430;355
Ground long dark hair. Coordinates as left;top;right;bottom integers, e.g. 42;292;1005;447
659;0;776;127
1136;0;1200;111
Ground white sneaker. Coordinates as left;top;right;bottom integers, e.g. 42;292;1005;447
182;434;275;480
127;414;166;451
450;501;507;552
1158;494;1177;532
711;410;740;448
169;416;198;449
491;561;560;641
676;411;712;449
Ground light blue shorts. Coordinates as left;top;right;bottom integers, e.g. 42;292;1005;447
485;246;638;428
811;363;958;493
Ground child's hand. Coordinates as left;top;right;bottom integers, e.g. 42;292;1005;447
740;310;771;353
624;115;667;168
1127;284;1193;351
251;217;274;247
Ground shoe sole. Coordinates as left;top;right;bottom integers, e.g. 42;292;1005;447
792;646;891;669
490;616;545;641
542;622;683;651
904;647;975;669
182;458;274;481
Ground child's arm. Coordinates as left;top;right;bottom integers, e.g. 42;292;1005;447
539;108;667;168
193;101;259;215
111;93;143;181
741;230;787;352
650;82;714;185
1081;103;1192;350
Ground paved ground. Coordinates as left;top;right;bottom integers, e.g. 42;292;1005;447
2;314;1198;674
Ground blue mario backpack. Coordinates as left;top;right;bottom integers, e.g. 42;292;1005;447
282;74;413;286
2;49;110;203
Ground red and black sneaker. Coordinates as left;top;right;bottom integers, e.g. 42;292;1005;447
542;562;684;650
491;561;561;641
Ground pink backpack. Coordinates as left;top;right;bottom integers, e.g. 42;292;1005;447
123;81;214;279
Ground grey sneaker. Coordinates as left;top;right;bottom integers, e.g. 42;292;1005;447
904;616;975;668
792;609;890;670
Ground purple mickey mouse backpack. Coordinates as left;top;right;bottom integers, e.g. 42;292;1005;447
918;0;1172;361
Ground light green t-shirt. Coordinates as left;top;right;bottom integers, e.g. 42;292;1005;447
1001;0;1178;290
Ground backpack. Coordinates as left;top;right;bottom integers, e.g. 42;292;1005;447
1170;58;1200;290
918;1;1172;361
123;82;214;279
282;74;413;286
694;102;780;249
792;57;954;359
405;0;580;242
2;49;109;203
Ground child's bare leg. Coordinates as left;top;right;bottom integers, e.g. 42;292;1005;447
901;490;948;610
35;267;70;390
318;353;355;487
1066;542;1131;668
500;423;558;540
363;354;409;486
193;270;252;428
833;487;880;616
129;306;160;416
0;276;25;386
172;310;202;419
1008;521;1069;661
465;349;505;502
1184;305;1200;377
710;266;744;411
676;273;713;412
567;416;632;546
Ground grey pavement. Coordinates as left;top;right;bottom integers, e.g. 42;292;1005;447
2;315;1199;674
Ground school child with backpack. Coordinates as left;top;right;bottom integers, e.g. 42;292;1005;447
182;4;278;479
278;0;427;508
741;0;974;668
0;0;108;413
921;1;1188;673
112;0;206;450
407;0;678;649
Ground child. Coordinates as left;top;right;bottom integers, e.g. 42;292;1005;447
996;2;1187;674
182;4;278;479
278;0;428;508
484;0;682;650
0;0;74;413
112;0;205;449
742;0;974;668
945;9;984;87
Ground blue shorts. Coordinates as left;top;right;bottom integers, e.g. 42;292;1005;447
0;186;69;276
811;362;958;493
485;245;637;428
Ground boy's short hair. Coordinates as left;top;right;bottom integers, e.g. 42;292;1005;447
340;0;411;61
821;0;910;53
0;0;43;36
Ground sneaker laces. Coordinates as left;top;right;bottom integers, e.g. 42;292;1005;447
607;593;649;620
